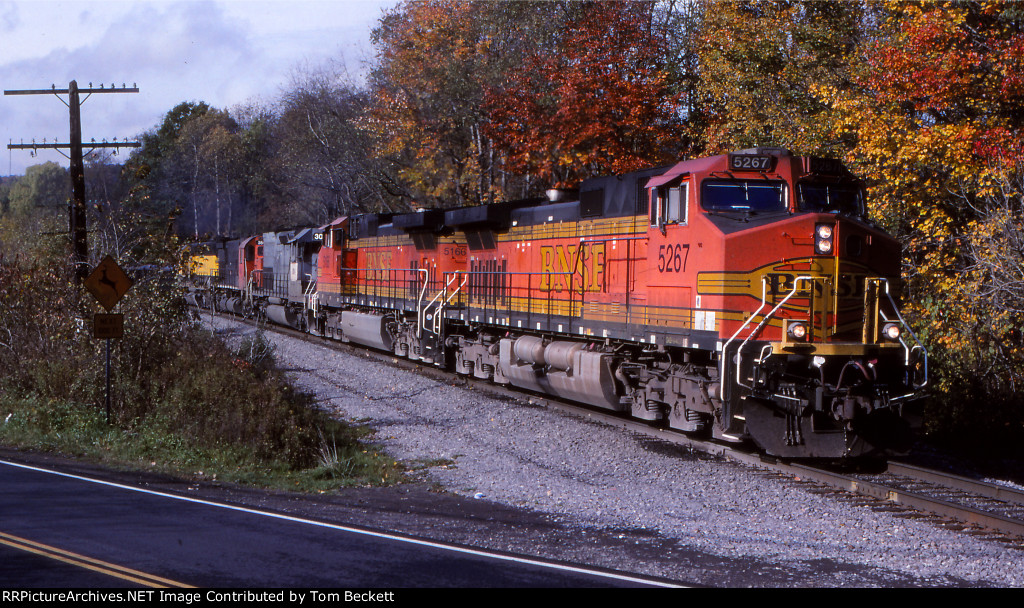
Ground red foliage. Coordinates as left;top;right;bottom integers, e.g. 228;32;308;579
483;1;687;186
862;2;1024;166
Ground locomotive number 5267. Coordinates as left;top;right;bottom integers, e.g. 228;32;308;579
657;243;690;273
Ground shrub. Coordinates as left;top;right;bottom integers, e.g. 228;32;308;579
0;254;400;489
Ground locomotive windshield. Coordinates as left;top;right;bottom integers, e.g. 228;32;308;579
797;182;865;216
701;180;786;213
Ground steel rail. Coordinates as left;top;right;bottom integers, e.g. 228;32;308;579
886;461;1024;507
777;462;1024;540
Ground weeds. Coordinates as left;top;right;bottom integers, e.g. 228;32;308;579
0;257;403;492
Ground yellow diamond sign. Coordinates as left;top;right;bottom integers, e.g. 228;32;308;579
84;256;133;312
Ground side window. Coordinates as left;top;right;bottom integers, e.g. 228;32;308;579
651;181;689;227
666;183;687;223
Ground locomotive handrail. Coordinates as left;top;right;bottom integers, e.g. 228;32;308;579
337;266;426;313
429;271;468;336
721;275;819;401
244;270;255;304
303;273;318;317
870;278;929;389
414;268;430;339
455;269;586;332
419;268;443;338
721;275;929;402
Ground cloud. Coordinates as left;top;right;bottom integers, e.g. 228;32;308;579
1;0;393;175
2;1;258;173
0;2;18;32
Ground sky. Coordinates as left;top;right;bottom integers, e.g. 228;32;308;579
1;0;399;176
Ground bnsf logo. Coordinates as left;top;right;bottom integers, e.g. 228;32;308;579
364;250;394;281
766;272;867;299
539;243;605;293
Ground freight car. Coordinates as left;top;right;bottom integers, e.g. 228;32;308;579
188;148;927;459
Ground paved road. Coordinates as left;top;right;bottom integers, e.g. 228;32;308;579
0;460;674;588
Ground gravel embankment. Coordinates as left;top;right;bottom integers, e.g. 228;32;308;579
210;315;1024;587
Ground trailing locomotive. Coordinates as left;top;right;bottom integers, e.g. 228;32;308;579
187;148;927;459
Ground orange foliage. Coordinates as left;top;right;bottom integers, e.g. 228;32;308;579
482;1;689;187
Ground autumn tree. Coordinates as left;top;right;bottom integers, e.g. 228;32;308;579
824;0;1024;446
693;0;870;156
368;0;486;207
483;0;692;188
367;0;570;206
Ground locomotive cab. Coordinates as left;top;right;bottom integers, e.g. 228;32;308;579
627;148;926;457
702;150;926;457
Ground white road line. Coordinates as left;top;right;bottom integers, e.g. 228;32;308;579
1;459;684;588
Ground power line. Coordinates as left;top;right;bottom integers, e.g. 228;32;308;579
5;80;140;283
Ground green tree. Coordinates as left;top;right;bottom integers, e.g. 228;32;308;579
0;163;70;260
7;162;69;217
125;102;213;234
125;102;257;238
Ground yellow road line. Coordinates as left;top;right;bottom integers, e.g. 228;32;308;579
0;531;193;588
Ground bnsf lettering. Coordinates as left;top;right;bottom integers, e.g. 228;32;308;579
364;250;394;281
539;243;605;293
766;273;867;298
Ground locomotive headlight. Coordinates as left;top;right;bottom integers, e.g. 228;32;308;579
787;321;808;341
883;323;902;341
815;223;834;254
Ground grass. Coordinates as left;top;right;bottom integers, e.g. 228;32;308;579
0;259;404;493
0;392;403;493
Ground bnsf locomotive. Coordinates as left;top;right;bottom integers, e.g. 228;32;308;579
187;148;928;459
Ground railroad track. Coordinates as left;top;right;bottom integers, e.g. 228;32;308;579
206;309;1024;546
734;458;1024;543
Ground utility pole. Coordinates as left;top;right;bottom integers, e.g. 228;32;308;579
5;81;140;283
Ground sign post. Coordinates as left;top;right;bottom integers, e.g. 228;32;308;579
84;256;133;423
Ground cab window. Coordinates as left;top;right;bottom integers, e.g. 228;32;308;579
701;179;786;213
797;182;865;216
650;182;688;226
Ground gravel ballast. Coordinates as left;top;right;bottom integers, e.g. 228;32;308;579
213;316;1024;587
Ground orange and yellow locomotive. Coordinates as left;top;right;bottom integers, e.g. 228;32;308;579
189;148;927;458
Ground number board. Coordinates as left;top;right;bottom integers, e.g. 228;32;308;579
729;153;775;172
805;156;847;175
